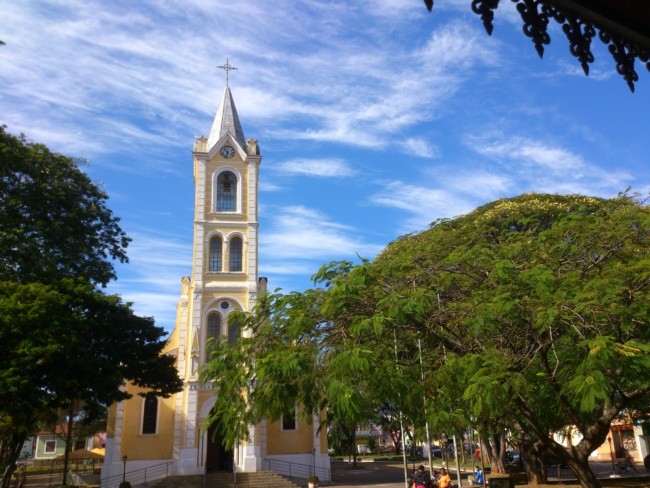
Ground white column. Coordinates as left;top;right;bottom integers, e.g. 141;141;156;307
242;423;262;472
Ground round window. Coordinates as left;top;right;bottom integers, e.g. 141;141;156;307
220;301;229;310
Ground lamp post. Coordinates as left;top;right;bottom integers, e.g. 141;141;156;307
607;437;615;473
122;455;128;483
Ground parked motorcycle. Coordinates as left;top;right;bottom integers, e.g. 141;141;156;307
615;459;638;474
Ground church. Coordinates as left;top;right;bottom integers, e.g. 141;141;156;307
102;74;330;484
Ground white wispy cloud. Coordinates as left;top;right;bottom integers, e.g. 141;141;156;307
260;20;501;149
463;131;635;196
275;158;356;177
106;229;192;329
468;131;622;175
261;206;384;261
2;2;501;164
401;138;440;158
553;60;614;82
258;262;316;276
259;181;285;192
369;181;476;232
437;170;513;200
474;135;586;173
371;0;422;17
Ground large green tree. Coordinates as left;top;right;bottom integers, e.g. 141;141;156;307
0;127;182;488
0;280;183;486
369;193;650;487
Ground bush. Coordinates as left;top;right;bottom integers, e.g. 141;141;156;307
119;482;131;488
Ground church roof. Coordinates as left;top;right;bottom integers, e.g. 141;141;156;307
207;86;246;153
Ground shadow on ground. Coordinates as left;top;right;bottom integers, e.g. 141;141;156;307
331;461;406;486
329;460;650;488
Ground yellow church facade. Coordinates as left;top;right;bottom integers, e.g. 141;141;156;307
102;84;329;483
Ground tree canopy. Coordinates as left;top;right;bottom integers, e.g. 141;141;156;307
202;192;649;488
0;125;130;286
372;192;650;487
0;127;182;488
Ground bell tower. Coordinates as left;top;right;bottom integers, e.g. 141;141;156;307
188;81;262;366
173;66;264;472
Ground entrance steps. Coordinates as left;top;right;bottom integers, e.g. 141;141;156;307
151;472;302;488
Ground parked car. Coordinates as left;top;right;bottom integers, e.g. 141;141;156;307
506;450;520;463
424;444;442;458
544;453;568;469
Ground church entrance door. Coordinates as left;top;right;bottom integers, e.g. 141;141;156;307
206;421;233;473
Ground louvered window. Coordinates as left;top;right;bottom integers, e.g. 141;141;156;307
229;237;242;271
209;237;222;271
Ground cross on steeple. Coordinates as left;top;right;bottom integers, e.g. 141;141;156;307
217;58;238;87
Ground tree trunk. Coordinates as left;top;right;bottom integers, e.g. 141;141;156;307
391;427;402;455
519;442;547;485
567;456;602;488
478;427;507;473
351;429;358;468
0;431;27;488
520;436;607;488
62;400;77;486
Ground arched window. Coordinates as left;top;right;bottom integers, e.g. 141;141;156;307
229;237;242;272
209;236;222;271
216;171;237;211
205;312;221;360
142;396;158;435
228;316;240;345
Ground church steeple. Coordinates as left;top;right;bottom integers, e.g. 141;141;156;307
206;86;246;152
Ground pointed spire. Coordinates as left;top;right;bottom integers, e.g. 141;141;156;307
207;86;246;153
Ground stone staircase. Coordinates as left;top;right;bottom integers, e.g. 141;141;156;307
151;472;302;488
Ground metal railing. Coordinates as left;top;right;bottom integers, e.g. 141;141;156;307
264;458;331;483
100;461;173;488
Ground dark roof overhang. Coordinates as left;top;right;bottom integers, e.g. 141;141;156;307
424;0;650;91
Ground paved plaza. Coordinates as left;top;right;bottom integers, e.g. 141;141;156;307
329;459;650;488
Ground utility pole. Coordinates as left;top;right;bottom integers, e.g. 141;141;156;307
394;330;410;488
417;336;434;477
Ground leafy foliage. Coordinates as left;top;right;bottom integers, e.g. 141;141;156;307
200;262;403;450
0;126;130;286
0;280;183;483
371;193;650;487
201;193;649;488
0;128;181;488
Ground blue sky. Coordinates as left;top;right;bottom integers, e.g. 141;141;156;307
2;1;649;333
